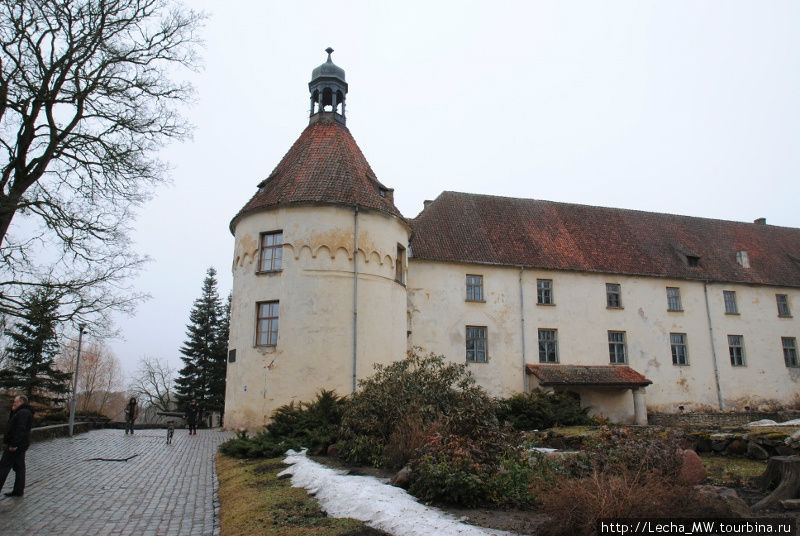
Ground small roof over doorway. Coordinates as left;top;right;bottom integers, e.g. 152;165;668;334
526;364;652;388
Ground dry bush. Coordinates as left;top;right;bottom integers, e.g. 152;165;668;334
384;414;438;468
539;470;733;536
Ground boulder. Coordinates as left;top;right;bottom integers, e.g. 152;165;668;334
747;441;770;461
780;499;800;510
678;449;707;485
694;485;752;518
727;439;747;455
326;443;340;458
391;466;412;489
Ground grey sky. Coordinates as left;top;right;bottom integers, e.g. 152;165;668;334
107;1;800;378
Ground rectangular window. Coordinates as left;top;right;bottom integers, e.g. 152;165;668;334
537;279;553;305
395;245;406;284
666;287;682;311
466;275;484;301
259;231;283;272
538;329;558;363
728;335;745;366
606;283;622;308
466;326;487;363
783;337;798;368
723;290;738;314
256;301;279;346
670;333;688;365
608;331;627;364
777;294;791;317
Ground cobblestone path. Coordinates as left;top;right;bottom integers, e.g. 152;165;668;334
0;428;234;536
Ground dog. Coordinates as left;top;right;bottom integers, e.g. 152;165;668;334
166;421;175;444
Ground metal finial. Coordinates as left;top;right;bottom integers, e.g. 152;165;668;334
325;47;334;61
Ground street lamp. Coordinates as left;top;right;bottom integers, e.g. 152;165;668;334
68;323;87;437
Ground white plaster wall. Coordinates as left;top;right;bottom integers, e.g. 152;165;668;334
226;205;409;429
408;260;800;419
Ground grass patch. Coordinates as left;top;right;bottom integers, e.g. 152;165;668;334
700;454;767;487
216;454;389;536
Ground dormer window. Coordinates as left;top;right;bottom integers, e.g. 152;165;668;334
736;250;750;268
378;187;387;198
687;255;700;267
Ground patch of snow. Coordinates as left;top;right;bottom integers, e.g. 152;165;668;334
529;447;557;453
748;419;800;426
280;449;517;536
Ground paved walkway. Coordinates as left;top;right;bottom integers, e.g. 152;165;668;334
0;428;234;536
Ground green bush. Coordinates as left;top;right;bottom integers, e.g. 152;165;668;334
408;429;540;508
219;390;344;458
495;389;596;431
337;349;498;467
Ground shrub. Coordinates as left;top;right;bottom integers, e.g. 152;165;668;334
408;428;540;508
337;349;498;467
496;389;596;431
562;426;685;478
539;469;734;536
219;390;344;458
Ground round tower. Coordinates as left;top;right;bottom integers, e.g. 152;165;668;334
225;50;411;429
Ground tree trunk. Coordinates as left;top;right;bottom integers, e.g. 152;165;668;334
753;456;800;511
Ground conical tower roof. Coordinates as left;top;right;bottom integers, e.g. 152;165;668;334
231;113;404;231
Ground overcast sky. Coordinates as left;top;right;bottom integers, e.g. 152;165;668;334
104;1;800;379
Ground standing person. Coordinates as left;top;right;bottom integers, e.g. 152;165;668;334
0;395;34;497
186;399;199;435
124;397;138;435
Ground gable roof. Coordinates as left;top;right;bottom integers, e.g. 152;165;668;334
526;364;652;388
409;191;800;287
231;113;404;232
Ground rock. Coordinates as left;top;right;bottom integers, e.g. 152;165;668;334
327;443;340;458
747;441;770;460
775;445;796;456
727;439;747;455
678;449;707;485
785;430;800;445
694;485;752;518
749;419;778;426
391;466;412;489
694;438;713;453
711;440;730;452
780;499;800;510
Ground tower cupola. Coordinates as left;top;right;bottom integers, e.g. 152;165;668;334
309;47;348;123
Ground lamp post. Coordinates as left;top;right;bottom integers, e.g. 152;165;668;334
68;323;87;437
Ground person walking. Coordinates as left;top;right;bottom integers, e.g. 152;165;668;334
124;397;139;435
0;395;34;497
186;399;199;435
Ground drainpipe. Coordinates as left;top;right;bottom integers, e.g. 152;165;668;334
703;281;725;410
352;206;359;393
519;266;527;393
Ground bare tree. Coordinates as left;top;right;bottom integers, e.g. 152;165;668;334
0;0;204;327
56;339;122;416
129;355;175;415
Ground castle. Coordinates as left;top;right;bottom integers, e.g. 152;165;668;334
224;50;800;429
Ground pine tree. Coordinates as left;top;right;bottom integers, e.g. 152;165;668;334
0;287;71;406
174;268;227;421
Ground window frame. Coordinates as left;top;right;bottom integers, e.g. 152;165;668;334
723;290;738;315
465;325;488;363
395;244;406;284
606;283;622;309
728;334;745;367
783;337;799;368
608;331;627;364
258;231;283;273
666;287;683;312
255;301;279;347
538;329;558;363
777;294;792;317
670;332;689;366
466;275;484;302
537;279;554;305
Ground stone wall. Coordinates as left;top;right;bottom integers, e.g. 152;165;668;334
648;411;800;428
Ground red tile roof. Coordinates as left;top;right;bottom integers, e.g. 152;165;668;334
526;364;652;387
410;191;800;287
231;113;404;231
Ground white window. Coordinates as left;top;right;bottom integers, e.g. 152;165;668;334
777;294;791;317
728;335;745;366
259;231;283;272
666;287;682;311
723;290;738;314
466;326;487;363
671;333;688;365
256;301;279;346
466;275;484;301
537;279;553;305
538;329;558;363
606;283;622;308
783;337;798;368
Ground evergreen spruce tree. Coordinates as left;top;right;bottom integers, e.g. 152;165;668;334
175;268;227;422
0;287;71;406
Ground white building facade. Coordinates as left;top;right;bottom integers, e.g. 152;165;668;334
225;52;800;429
